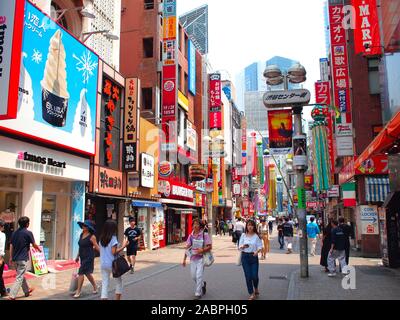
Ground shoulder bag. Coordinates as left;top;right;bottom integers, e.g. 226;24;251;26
202;233;214;267
112;254;131;278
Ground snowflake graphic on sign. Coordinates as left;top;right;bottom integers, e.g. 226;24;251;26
72;183;84;201
73;50;98;84
31;49;42;64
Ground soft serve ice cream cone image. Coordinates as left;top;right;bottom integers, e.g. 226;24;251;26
41;30;69;127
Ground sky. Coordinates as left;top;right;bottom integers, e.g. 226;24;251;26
178;0;328;119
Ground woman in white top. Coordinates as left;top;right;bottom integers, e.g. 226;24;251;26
0;219;6;296
99;220;128;300
239;219;263;300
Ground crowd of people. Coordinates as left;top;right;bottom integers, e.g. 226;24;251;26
0;213;353;300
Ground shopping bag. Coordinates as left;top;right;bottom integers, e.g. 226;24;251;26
69;270;79;292
232;232;237;243
236;251;242;266
112;255;131;278
203;251;215;267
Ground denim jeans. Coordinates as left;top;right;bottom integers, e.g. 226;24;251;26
190;258;205;297
278;235;285;248
328;250;347;273
241;253;259;295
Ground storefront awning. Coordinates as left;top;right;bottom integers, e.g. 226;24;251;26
365;177;390;203
355;110;400;168
132;200;162;208
170;208;197;215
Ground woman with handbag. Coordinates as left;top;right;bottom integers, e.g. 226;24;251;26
238;219;263;300
182;219;212;300
99;220;128;300
74;220;100;298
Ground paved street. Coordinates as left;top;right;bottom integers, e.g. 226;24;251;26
2;227;400;300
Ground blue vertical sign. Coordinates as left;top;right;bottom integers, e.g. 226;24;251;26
71;181;85;258
188;40;196;95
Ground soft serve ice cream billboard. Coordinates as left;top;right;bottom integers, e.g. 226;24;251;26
0;1;98;155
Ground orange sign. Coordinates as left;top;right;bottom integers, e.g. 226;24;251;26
98;167;123;196
163;17;176;40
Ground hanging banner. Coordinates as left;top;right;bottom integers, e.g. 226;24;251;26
267;109;293;155
293;135;307;167
352;0;382;56
328;3;352;124
209;73;222;110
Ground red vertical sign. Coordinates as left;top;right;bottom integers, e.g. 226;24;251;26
329;4;352;124
209;73;222;130
315;81;335;179
352;0;382;56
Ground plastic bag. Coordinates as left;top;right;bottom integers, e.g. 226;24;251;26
69;269;79;292
236;251;242;266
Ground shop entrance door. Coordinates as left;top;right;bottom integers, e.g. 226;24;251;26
41;195;57;260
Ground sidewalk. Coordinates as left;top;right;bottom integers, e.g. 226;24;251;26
287;255;400;300
1;234;231;300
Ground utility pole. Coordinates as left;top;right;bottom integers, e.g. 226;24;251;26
293;105;309;278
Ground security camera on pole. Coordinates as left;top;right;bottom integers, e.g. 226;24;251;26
263;63;311;278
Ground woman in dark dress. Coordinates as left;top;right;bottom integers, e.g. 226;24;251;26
74;220;100;298
320;220;332;272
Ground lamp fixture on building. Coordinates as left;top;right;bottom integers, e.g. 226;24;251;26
55;6;96;22
81;30;119;43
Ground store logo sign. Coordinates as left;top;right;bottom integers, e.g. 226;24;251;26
16;151;66;176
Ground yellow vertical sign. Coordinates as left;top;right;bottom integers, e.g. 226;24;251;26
163;17;176;40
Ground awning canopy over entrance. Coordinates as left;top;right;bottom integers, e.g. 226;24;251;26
355;111;400;168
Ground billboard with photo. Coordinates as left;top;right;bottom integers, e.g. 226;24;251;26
0;1;99;155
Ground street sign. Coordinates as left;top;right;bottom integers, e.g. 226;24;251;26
263;89;311;108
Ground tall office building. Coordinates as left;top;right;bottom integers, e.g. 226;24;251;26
180;5;209;55
235;56;299;111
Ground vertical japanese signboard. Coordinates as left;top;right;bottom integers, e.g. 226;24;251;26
352;0;382;56
328;4;351;124
315;81;335;178
162;0;177;153
209;73;222;130
124;78;139;171
188;40;196;95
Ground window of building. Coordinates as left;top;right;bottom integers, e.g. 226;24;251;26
142;88;153;110
143;37;154;58
184;72;188;95
144;0;154;10
178;65;182;91
178;25;182;51
185;34;189;58
368;58;380;95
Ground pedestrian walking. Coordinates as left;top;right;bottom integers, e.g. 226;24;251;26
257;218;269;259
238;219;263;300
228;220;233;236
215;219;220;236
282;217;294;254
339;217;352;266
233;217;246;248
268;220;273;234
320;219;333;272
182;219;212;300
124;217;141;274
73;220;100;298
306;217;320;256
277;218;285;249
327;220;348;277
99;220;128;300
7;217;41;300
220;219;226;236
0;219;7;297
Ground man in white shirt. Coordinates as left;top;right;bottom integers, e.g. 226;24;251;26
0;219;7;296
233;217;246;248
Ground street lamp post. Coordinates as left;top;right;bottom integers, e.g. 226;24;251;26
263;63;310;278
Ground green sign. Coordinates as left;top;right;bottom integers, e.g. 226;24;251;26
297;188;306;209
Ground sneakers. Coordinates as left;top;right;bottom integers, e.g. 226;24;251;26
193;295;202;300
130;266;135;274
202;282;206;296
328;272;337;277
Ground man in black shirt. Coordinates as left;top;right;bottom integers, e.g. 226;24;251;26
339;217;352;265
327;220;348;277
8;217;41;300
283;217;294;254
124;217;141;274
277;219;285;249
